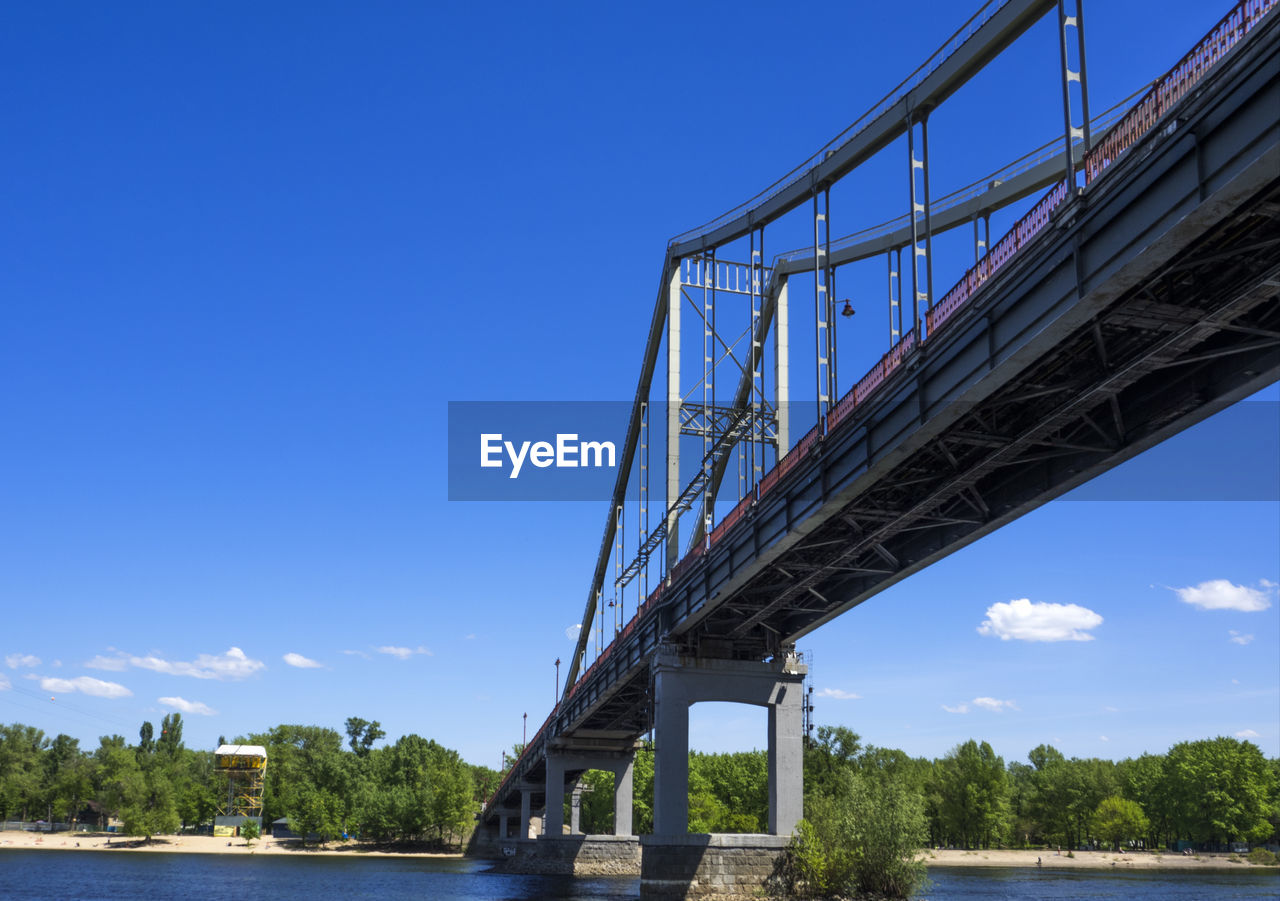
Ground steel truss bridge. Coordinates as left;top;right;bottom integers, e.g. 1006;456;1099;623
482;0;1280;832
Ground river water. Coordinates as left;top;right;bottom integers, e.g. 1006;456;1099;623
0;851;1276;900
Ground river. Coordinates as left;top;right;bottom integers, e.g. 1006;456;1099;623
0;851;1276;899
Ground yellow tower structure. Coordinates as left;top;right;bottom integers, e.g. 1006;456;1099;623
214;744;267;835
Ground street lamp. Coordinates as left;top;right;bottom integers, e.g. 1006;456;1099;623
554;657;561;703
840;299;855;317
523;712;527;746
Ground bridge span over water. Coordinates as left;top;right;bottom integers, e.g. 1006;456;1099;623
479;1;1279;890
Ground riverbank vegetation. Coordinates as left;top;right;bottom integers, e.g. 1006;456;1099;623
0;716;492;848
2;717;1276;865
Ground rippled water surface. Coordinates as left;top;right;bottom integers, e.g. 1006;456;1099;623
0;852;1276;900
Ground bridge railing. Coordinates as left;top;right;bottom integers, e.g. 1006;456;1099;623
529;0;1280;804
667;1;1014;249
771;96;1139;270
1085;0;1277;184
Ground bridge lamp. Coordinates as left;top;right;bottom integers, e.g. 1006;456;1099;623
840;299;855;318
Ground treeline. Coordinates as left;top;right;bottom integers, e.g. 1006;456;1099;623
574;728;1279;851
0;716;497;848
5;716;1277;852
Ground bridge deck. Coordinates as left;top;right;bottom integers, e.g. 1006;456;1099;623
483;1;1280;825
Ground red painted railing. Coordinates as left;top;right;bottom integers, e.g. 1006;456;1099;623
1085;0;1277;184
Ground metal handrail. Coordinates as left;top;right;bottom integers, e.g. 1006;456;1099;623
667;1;1014;248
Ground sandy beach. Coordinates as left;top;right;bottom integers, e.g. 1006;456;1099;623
0;831;461;859
924;847;1277;871
2;832;1276;873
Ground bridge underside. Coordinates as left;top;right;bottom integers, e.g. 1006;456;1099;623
481;4;1280;831
550;15;1280;751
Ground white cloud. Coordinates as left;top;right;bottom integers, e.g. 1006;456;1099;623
565;623;582;641
816;688;862;700
375;645;432;659
1236;729;1260;739
1228;630;1255;646
1172;579;1273;612
942;703;970;714
1104;706;1119;712
41;676;132;699
1099;735;1110;742
5;654;41;669
978;598;1102;642
973;697;1019;713
129;647;265;680
0;674;10;690
85;655;129;671
342;649;370;659
283;652;323;669
159;696;217;716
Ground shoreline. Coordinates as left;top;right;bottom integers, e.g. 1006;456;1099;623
2;834;1276;873
0;832;463;859
923;848;1277;871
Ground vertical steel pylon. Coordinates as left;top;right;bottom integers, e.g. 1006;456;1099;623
906;112;934;337
887;248;902;349
665;264;682;574
639;400;648;606
749;230;765;488
702;250;716;543
812;190;835;420
1058;0;1092;188
972;215;990;264
613;504;623;635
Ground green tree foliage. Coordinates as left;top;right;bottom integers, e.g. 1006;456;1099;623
344;717;386;758
1164;737;1275;845
934;740;1009;849
690;750;767;833
250;725;349;842
157;713;184;757
240;817;261;845
358;734;474;846
1092;795;1149;850
0;723;48;820
790;768;927;899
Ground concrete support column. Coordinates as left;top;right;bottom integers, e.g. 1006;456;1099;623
767;682;804;835
570;784;582;834
545;757;566;836
652;651;807;837
499;813;510;839
615;755;635;836
653;662;691;835
519;787;533;839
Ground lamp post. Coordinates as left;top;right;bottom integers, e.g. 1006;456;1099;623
554;657;561;703
523;712;527;746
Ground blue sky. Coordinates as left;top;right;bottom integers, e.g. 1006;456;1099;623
2;1;1276;772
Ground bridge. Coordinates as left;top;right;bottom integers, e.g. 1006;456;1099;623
479;0;1280;892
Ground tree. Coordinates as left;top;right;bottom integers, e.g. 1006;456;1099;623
344;717;386;758
240;817;261;845
1165;737;1275;846
0;723;48;820
935;740;1009;849
1092;795;1149;851
157;714;184;757
44;734;91;823
789;768;927;899
138;722;154;757
805;726;862;802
